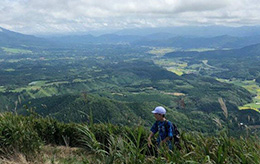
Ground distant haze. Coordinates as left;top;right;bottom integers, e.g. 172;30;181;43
1;0;260;35
114;26;260;37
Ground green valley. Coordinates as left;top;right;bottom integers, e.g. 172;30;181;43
0;25;260;164
0;27;259;137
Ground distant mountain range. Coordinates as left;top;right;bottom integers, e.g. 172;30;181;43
164;42;260;59
1;26;260;49
132;35;260;49
114;26;260;37
0;27;51;48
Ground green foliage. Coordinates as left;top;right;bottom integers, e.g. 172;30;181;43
76;123;260;164
256;76;260;84
19;94;157;126
0;112;79;159
0;113;259;163
77;124;107;156
165;44;260;81
32;117;79;146
0;44;256;135
0;40;260;162
0;113;42;157
9;92;256;135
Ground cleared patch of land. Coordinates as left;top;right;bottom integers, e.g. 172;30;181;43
154;59;189;76
0;86;5;92
3;68;15;72
185;48;216;52
148;47;176;57
2;47;32;54
161;91;185;96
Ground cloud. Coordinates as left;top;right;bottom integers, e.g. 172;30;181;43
0;0;260;34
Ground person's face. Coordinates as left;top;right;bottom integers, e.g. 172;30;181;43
154;113;163;120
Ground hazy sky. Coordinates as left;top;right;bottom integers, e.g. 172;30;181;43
1;0;260;34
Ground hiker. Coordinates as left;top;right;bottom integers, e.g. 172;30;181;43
147;106;173;150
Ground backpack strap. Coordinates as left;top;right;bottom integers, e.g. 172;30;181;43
158;120;178;138
164;120;180;138
155;120;170;135
164;120;170;138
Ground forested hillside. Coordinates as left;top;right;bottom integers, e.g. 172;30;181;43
0;27;259;135
0;26;260;164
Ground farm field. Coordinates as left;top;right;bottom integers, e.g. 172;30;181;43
1;8;260;163
148;47;176;57
0;86;5;92
153;59;192;76
1;47;33;54
217;79;260;113
0;43;259;134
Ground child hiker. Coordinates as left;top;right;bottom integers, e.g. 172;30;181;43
148;106;174;150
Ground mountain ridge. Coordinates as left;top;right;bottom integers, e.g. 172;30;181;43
2;26;260;49
0;26;54;48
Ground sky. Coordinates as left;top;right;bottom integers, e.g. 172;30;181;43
1;0;260;35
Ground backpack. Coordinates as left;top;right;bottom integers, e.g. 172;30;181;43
163;120;181;150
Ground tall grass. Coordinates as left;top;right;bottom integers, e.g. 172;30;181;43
0;113;42;158
0;105;259;163
75;98;260;163
0;112;78;160
75;122;260;163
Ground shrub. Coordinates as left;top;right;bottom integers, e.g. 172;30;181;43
0;113;42;157
32;117;79;146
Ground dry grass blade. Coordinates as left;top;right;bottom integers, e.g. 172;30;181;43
213;117;222;128
14;101;18;114
0;154;29;164
18;95;22;104
218;98;228;119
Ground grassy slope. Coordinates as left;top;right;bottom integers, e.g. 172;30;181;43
0;112;259;164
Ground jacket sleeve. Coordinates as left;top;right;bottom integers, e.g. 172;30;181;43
150;122;158;134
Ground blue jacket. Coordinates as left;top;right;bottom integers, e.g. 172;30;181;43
150;120;174;144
